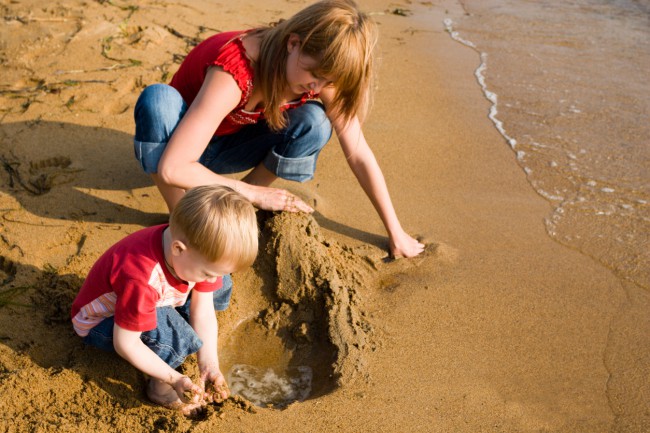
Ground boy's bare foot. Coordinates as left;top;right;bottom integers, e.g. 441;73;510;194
147;378;204;416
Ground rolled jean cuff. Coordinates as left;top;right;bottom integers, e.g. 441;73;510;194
134;139;166;174
263;149;317;182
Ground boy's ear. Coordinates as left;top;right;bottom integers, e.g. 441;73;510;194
287;33;301;53
171;240;187;256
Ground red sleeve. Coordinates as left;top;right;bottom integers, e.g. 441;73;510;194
169;31;249;107
211;37;253;108
193;276;223;293
113;278;159;332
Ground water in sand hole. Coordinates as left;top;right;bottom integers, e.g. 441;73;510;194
222;318;314;408
228;364;312;408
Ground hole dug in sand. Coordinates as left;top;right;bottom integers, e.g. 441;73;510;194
219;212;382;409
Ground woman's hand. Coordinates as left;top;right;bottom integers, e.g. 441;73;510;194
251;185;314;213
389;229;425;258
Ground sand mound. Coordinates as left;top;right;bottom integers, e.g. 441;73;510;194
254;211;378;387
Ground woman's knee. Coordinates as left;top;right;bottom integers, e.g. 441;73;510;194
264;102;332;182
282;101;333;156
133;85;187;173
134;84;186;143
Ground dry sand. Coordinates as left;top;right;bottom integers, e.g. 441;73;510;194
0;0;647;432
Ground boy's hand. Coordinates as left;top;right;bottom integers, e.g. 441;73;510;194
173;375;203;404
200;368;230;403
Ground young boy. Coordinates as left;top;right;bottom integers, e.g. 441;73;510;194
71;185;258;414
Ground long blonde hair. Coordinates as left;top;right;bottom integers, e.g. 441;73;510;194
170;185;258;270
255;0;378;131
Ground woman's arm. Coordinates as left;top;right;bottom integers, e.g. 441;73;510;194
321;89;424;258
157;67;242;193
156;67;309;212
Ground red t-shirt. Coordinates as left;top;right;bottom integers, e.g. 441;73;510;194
169;30;317;136
71;224;222;337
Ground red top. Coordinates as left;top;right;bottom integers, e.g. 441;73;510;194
170;30;317;136
71;225;222;336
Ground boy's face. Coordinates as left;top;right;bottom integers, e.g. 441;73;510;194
170;242;237;284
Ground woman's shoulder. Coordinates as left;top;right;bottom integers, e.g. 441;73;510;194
209;31;255;101
185;30;251;68
211;31;250;66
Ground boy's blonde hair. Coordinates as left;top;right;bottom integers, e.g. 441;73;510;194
255;0;378;131
170;185;258;270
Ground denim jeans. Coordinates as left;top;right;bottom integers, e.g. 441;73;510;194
82;275;233;369
133;84;332;182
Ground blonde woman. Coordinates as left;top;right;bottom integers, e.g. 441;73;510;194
134;0;424;258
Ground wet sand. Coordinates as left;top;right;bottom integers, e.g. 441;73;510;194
0;0;647;432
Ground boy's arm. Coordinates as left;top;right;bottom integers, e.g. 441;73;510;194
189;289;218;368
113;323;201;400
189;289;229;401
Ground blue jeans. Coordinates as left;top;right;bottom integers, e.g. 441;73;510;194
83;275;233;369
133;84;332;182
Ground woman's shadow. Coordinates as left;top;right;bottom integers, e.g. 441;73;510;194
0;120;167;226
0;120;390;249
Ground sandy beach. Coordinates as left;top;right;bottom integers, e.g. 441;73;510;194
1;0;648;432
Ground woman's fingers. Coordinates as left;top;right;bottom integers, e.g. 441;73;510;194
256;188;313;213
282;191;314;213
390;231;425;258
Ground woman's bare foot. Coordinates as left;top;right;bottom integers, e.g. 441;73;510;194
147;378;204;416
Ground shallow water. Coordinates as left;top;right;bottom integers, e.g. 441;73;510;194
450;0;649;288
227;364;313;408
219;317;316;408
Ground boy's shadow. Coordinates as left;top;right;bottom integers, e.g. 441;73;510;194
0;261;149;410
0;120;167;226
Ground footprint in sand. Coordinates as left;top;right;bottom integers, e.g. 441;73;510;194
27;156;76;195
0;255;17;286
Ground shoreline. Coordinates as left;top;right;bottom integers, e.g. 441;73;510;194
0;1;647;432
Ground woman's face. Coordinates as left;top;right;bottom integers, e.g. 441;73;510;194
285;35;333;98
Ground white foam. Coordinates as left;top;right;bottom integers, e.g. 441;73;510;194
227;364;313;408
444;18;518;150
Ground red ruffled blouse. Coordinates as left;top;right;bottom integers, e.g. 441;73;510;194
170;30;317;136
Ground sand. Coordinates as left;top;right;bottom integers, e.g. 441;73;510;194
0;0;648;432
